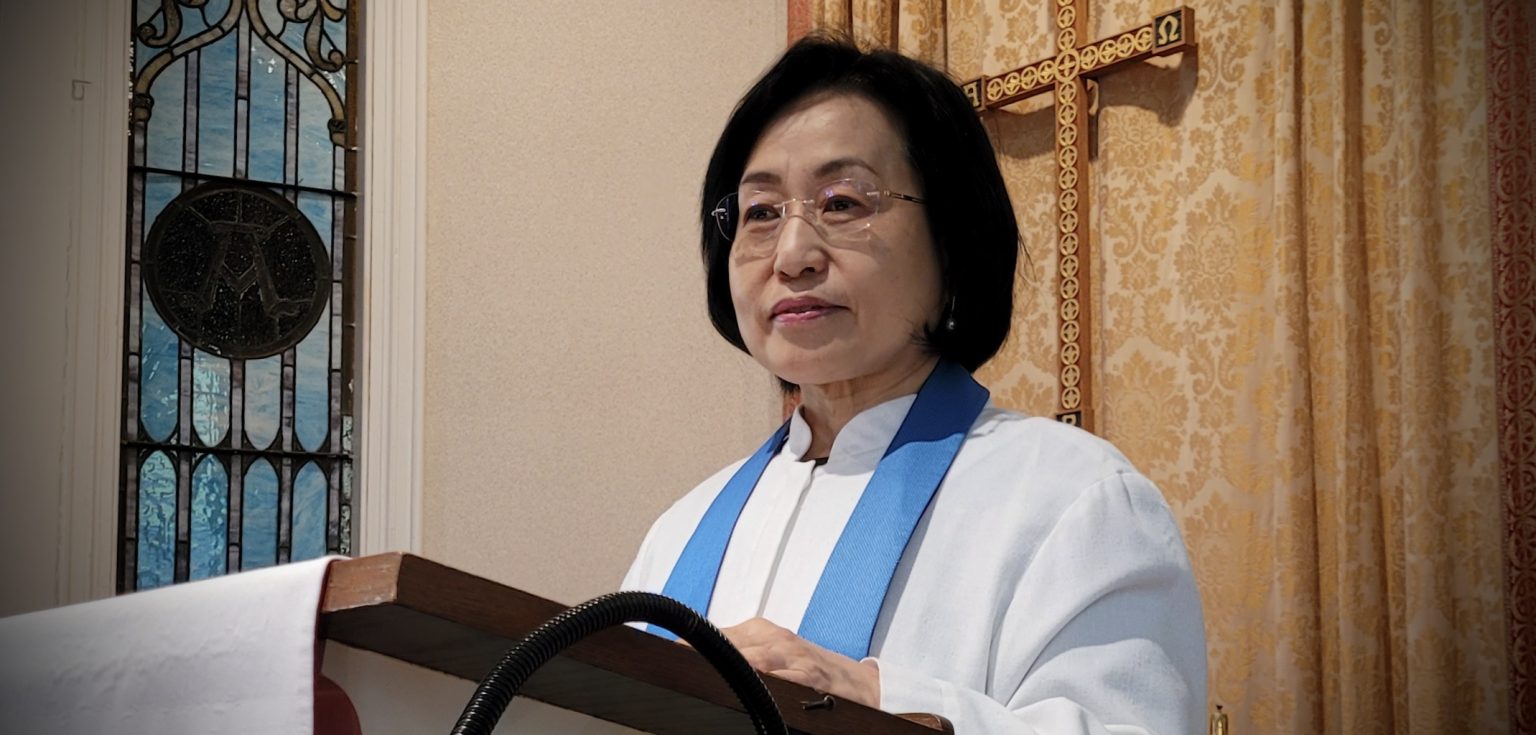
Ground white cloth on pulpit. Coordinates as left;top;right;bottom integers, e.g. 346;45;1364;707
623;398;1208;735
0;556;337;734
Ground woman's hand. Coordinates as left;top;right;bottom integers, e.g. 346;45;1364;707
718;617;881;708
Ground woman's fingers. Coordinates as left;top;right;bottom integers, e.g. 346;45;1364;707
713;617;878;707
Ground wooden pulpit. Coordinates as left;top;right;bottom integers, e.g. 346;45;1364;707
320;554;951;734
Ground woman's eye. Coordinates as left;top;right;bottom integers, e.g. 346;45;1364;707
743;204;778;222
821;195;872;219
823;196;858;212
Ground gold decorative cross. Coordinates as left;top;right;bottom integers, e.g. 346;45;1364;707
958;5;1196;432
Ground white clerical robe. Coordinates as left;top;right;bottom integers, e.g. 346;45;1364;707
622;396;1207;735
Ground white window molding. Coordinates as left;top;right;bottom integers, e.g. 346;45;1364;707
358;0;427;556
61;0;130;606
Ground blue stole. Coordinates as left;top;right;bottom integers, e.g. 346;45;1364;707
652;361;989;660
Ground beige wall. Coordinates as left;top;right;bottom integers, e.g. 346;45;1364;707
423;2;787;604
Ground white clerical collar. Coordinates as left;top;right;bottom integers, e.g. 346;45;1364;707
784;393;920;466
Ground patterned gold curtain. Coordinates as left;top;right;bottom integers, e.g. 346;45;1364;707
794;0;1509;732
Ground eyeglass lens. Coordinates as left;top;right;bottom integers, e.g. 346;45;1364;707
714;179;886;246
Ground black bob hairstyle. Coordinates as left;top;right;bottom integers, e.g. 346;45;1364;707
699;34;1021;374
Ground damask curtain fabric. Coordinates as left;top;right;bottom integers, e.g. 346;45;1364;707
795;0;1511;732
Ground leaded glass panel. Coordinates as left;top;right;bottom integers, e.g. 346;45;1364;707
121;0;359;592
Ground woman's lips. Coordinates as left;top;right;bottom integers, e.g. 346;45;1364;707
774;306;841;324
771;297;843;325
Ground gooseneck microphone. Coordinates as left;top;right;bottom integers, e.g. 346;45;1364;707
450;591;786;735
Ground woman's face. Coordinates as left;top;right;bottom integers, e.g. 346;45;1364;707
728;92;943;389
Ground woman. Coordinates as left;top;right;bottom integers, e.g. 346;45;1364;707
622;36;1206;735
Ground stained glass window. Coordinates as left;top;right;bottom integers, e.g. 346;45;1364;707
121;0;358;592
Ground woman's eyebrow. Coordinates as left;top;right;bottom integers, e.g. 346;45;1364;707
739;170;781;186
813;157;879;179
738;157;882;189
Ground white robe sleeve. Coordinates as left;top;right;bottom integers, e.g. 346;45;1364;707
868;471;1206;735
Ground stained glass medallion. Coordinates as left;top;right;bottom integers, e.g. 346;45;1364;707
121;0;358;592
142;182;330;359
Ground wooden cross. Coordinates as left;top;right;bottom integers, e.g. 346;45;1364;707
958;5;1196;432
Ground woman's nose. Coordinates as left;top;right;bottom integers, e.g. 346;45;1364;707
772;209;829;277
